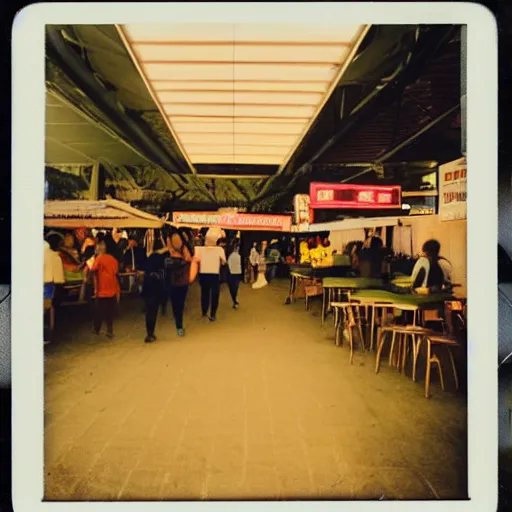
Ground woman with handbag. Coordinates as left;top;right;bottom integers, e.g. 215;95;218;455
164;228;198;337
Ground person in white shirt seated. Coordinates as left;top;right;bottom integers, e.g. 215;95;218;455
411;239;452;293
227;243;242;309
194;228;227;321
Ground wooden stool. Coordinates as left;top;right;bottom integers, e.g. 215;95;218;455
305;281;323;311
375;324;433;376
416;334;460;398
332;302;365;364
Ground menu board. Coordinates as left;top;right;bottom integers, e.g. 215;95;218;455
438;157;467;221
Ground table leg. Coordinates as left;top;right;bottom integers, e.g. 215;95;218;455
370;305;376;351
321;288;326;326
285;275;294;304
425;340;432;398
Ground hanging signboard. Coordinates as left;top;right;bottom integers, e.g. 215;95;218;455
172;211;292;232
309;182;401;210
438;157;467;221
293;194;311;230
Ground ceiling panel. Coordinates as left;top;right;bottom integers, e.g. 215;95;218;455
45;92;149;167
163;104;315;118
132;43;349;64
171;122;305;135
152;81;329;92
179;133;297;145
123;23;362;44
144;63;339;82
190;154;285;165
120;23;366;166
157;90;323;106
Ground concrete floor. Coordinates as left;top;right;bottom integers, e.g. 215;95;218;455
44;279;468;501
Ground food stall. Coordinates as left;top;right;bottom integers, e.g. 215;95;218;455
44;199;166;304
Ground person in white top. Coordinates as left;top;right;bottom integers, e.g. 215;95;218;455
252;241;269;290
411;239;452;293
227;243;242;309
195;228;227;321
249;242;260;283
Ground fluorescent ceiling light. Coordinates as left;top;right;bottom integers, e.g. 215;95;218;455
118;23;367;167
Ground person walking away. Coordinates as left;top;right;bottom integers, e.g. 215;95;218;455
44;234;66;338
164;229;198;337
227;243;242;309
91;237;120;339
249;242;260;283
195;228;226;321
141;237;169;342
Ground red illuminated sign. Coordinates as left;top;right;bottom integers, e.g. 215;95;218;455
309;183;401;210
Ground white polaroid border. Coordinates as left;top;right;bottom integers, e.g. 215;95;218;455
12;2;497;511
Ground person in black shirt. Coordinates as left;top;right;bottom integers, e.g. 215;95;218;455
141;238;168;343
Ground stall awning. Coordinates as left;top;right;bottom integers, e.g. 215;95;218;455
44;199;165;229
117;23;367;168
304;216;400;233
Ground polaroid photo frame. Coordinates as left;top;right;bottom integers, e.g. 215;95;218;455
12;2;497;511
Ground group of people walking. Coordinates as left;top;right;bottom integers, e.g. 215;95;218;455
44;225;284;344
138;226;243;343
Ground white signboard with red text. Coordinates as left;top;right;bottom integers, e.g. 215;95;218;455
293;194;311;230
172;211;292;232
438;157;467;221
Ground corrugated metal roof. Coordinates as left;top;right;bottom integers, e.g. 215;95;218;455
318;38;461;164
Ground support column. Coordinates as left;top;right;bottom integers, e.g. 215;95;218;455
89;161;100;200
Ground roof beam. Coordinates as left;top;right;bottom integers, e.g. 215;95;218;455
196;174;269;180
374;105;460;164
115;24;197;175
252;25;459;206
46;27;191;176
274;26;371;177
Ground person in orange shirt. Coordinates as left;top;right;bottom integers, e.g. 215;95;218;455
91;236;121;338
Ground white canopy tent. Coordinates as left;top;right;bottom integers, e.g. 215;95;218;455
44;199;166;229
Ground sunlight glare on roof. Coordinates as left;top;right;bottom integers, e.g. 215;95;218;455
119;23;366;167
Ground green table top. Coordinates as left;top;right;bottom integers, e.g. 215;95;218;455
322;277;384;289
351;289;454;306
290;271;314;279
391;275;413;286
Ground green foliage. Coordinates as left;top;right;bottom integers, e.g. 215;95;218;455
45;167;89;200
